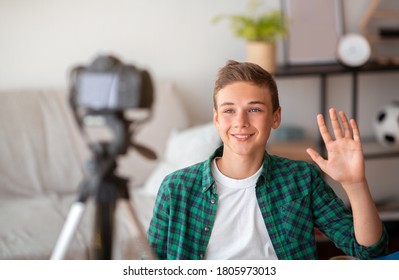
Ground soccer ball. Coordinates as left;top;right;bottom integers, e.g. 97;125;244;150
373;102;399;149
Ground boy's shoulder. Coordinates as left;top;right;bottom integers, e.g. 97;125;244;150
167;160;207;177
161;159;211;186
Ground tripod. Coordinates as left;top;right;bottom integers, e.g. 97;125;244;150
51;113;156;260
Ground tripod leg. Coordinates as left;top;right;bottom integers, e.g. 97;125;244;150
91;198;116;259
118;199;157;260
50;202;86;260
90;177;118;260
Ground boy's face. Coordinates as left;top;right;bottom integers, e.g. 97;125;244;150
213;81;281;158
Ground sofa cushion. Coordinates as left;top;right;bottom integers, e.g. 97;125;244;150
0;193;147;260
0;89;86;198
116;81;190;187
0;195;88;259
139;122;221;197
165;122;220;167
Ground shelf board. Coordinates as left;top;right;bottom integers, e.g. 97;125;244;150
372;11;399;18
379;211;399;222
376;198;399;222
366;34;399;42
275;62;399;78
363;140;399;160
268;139;399;161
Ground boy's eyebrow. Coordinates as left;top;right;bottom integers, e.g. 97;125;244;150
248;101;266;105
219;100;266;107
219;102;234;107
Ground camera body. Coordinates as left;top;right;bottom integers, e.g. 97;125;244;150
71;55;153;112
68;55;155;158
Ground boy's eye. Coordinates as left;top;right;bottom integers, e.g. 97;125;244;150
249;108;261;112
223;109;234;113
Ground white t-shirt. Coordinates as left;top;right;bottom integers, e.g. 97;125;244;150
205;158;278;260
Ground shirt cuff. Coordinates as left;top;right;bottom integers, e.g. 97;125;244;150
354;226;389;260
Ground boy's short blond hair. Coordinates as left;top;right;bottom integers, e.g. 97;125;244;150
213;60;280;112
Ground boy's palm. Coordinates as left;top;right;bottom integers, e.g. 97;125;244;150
307;109;365;187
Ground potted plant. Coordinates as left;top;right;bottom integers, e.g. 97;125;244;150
213;0;288;73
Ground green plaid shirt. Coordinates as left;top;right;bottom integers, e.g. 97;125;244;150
147;146;388;260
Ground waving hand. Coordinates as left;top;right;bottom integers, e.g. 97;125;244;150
306;108;365;189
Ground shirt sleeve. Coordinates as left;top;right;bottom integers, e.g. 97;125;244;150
309;165;388;259
147;181;170;260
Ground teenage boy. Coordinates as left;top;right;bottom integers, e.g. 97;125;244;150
147;60;388;260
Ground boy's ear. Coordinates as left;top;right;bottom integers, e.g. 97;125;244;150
213;108;219;128
272;107;282;129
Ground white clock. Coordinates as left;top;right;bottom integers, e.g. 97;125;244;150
336;33;371;67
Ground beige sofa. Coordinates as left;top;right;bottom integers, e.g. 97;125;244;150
0;81;221;259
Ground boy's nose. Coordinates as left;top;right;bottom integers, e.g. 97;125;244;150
234;111;249;128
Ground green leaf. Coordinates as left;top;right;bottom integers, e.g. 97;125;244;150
212;0;288;43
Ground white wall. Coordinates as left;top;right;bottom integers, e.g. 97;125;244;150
0;0;254;123
1;0;398;203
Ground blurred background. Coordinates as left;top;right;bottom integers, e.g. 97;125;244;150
0;0;398;208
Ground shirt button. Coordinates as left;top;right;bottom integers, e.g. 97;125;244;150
210;198;216;204
204;226;210;232
199;253;204;259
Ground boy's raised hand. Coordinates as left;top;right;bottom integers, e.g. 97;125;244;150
306;108;366;189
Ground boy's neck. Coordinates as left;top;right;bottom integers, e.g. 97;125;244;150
216;153;264;180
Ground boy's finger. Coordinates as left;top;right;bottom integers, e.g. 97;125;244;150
339;111;352;139
317;113;333;144
329;108;343;139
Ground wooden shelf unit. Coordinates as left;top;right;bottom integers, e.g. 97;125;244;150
274;62;399;257
360;0;399;64
275;62;399;160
